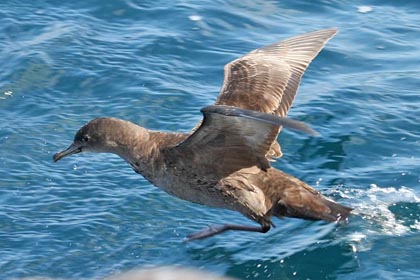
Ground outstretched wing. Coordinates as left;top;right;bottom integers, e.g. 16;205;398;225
215;29;337;158
164;105;316;179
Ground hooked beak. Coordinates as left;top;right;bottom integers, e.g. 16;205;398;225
53;143;82;162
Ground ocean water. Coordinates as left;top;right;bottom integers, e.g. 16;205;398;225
1;0;419;279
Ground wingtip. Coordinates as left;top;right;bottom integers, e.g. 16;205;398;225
305;28;338;41
314;28;339;41
326;27;339;33
277;117;320;137
318;27;338;34
327;28;339;37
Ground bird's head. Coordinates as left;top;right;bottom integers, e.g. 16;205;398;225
53;118;128;162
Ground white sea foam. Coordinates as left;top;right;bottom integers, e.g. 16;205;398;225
357;5;373;14
188;15;203;22
355;184;418;232
337;184;420;252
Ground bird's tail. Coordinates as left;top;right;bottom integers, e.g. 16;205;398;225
311;195;353;222
275;193;352;222
270;170;353;222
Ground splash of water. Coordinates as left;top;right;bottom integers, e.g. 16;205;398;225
336;184;420;252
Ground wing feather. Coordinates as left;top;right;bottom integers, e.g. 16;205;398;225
165;105;316;179
215;29;337;158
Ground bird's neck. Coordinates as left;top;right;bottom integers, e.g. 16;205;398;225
101;119;187;178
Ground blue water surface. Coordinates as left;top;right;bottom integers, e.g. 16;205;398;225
1;0;419;279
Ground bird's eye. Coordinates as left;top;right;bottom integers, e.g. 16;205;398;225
82;135;90;142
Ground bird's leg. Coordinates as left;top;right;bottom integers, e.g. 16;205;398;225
186;223;270;241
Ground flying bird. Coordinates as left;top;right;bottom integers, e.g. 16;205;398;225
54;29;352;240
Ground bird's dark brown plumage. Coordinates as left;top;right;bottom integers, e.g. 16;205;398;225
53;29;352;240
